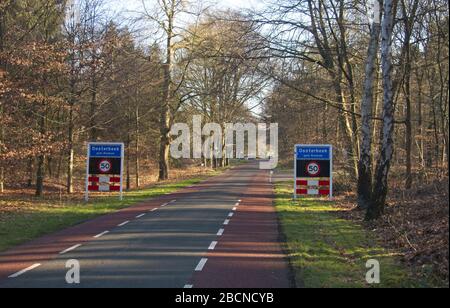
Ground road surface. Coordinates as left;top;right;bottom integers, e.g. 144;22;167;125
0;162;292;288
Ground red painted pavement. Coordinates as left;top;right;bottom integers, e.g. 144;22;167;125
189;170;293;288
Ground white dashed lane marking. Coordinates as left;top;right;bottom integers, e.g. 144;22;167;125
217;229;224;236
195;258;208;271
59;244;82;255
118;221;130;227
94;231;109;239
8;264;41;278
208;241;218;250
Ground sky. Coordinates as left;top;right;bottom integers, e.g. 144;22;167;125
107;0;263;16
102;0;268;114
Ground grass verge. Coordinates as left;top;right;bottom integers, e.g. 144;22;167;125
0;175;214;253
275;181;428;288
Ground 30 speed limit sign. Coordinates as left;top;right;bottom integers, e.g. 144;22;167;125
306;162;321;176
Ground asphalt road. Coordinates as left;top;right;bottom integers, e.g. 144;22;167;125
0;162;291;288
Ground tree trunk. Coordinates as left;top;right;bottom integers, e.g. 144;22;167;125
334;80;359;177
358;10;381;210
416;70;425;168
126;111;131;191
401;0;419;189
90;76;98;141
135;105;140;188
67;100;75;194
27;158;34;188
366;0;397;221
36;111;46;197
405;80;413;189
47;156;53;178
126;141;131;191
0;8;5;194
36;154;45;197
158;8;174;182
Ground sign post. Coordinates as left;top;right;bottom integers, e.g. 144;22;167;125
85;143;125;202
294;145;333;200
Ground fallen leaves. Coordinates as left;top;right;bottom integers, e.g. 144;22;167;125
334;176;449;287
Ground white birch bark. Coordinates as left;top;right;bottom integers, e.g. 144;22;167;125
357;0;382;209
367;0;397;220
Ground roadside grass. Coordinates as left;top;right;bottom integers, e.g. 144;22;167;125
0;176;214;253
275;181;426;288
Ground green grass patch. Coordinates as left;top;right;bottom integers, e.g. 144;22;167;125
275;181;426;288
0;177;206;253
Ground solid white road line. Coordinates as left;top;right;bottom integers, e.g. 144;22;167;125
208;241;218;250
161;203;169;207
223;219;230;225
8;264;41;278
150;208;158;212
228;213;234;218
59;244;82;255
136;214;145;218
94;231;109;238
184;284;193;289
118;221;130;227
195;258;208;271
217;229;224;236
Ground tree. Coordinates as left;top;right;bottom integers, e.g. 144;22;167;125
366;0;398;220
181;12;269;167
357;0;382;210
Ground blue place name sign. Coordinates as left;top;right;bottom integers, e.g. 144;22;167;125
89;144;123;158
296;145;332;160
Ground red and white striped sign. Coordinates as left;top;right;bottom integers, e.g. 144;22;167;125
296;178;331;196
88;176;121;192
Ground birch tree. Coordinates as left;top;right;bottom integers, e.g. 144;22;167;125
357;0;382;210
366;0;398;220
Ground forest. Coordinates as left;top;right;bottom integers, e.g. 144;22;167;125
0;0;448;286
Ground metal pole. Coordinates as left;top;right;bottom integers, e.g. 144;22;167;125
329;145;333;201
85;143;90;202
294;146;297;200
120;143;124;201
